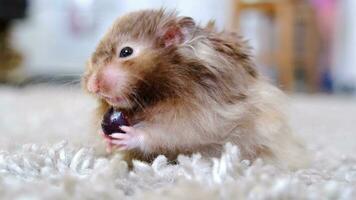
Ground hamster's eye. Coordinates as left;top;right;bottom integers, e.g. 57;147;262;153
119;47;133;58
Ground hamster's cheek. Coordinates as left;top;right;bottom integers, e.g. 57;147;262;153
86;73;100;94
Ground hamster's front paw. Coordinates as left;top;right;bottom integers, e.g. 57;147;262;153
106;126;145;151
99;130;115;153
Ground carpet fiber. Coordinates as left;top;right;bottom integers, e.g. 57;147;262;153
1;85;356;199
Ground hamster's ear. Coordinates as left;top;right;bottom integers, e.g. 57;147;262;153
159;17;195;47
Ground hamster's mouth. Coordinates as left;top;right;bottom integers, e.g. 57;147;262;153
104;96;124;104
101;94;130;108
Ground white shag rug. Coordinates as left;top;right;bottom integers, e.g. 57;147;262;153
1;85;356;199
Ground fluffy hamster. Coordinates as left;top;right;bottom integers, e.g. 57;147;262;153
83;9;307;169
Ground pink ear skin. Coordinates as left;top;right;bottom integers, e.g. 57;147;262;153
162;26;184;47
161;17;195;48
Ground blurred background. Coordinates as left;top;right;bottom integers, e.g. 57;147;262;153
0;0;355;94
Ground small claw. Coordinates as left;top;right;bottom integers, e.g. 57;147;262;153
99;130;111;139
120;126;134;133
110;133;128;139
106;143;113;153
100;131;116;153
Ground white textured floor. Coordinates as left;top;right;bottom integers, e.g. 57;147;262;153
0;85;356;199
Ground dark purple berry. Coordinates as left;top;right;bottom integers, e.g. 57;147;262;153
101;107;129;135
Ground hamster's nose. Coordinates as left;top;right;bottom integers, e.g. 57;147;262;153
96;64;128;96
87;74;99;94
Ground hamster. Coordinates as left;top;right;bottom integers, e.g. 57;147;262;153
83;9;307;169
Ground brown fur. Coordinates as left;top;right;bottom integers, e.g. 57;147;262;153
83;9;308;169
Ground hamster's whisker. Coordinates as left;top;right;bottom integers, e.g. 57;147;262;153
183;44;198;57
123;95;132;108
182;35;207;45
57;73;83;77
130;92;145;111
129;74;151;86
59;79;82;87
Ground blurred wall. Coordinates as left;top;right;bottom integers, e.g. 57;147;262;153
9;0;356;93
333;0;356;92
11;0;232;77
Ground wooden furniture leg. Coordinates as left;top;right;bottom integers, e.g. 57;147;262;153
276;1;295;91
303;5;320;92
